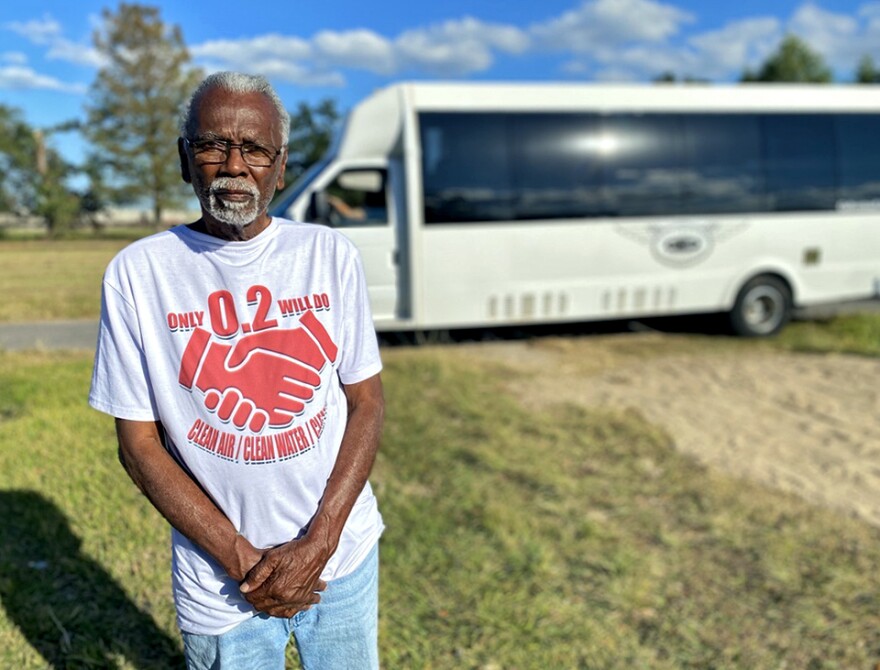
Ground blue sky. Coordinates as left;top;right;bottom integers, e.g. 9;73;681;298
1;0;877;165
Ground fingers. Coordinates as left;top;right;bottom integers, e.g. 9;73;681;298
204;389;221;411
217;388;242;421
279;362;321;389
205;387;299;430
248;412;267;432
178;327;212;388
299;310;338;363
278;378;316;403
232;399;256;429
240;556;275;594
226;328;326;370
240;558;326;603
245;586;324;617
225;331;273;368
210;388;257;428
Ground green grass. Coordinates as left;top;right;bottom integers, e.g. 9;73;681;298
2;335;880;668
0;351;180;669
0;239;135;322
776;313;880;357
0;226;159;243
376;349;880;669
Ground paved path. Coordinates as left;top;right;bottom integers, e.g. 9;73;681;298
0;320;98;351
0;299;877;352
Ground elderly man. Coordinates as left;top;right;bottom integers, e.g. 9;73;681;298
89;72;384;669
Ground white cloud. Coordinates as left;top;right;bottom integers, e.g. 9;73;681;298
4;15;63;45
595;44;692;76
543;2;880;83
560;59;590;75
393;29;490;76
245;61;345;87
190;16;530;82
4;12;105;70
398;16;529;56
46;40;106;68
197;58;346;88
788;3;867;73
8;0;864;94
190;34;312;63
688;17;781;77
191;35;337;84
1;52;28;65
394;17;529;76
0;65;86;93
561;14;781;81
313;29;396;74
531;0;694;52
790;3;858;46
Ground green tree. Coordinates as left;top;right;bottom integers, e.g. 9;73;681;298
34;136;81;236
0;106;80;236
84;3;202;226
856;54;880;83
0;105;35;215
78;154;112;230
285;99;341;187
741;35;832;83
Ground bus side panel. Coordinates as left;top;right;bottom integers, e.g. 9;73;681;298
415;214;880;329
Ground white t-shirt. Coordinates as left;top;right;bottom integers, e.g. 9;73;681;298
89;218;384;635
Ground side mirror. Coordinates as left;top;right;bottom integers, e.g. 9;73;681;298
337;170;383;193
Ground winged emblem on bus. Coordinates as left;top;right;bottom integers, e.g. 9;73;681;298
615;220;749;267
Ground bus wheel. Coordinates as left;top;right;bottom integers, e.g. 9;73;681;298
729;275;792;337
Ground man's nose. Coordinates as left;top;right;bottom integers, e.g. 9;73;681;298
218;145;249;176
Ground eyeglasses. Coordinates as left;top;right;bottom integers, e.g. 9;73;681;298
184;137;283;168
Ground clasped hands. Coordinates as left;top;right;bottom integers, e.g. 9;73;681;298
235;537;330;618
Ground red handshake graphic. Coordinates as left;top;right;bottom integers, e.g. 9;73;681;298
178;311;338;432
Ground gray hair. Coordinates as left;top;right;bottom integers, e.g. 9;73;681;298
180;71;290;145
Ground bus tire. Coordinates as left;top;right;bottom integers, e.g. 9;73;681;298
729;275;792;337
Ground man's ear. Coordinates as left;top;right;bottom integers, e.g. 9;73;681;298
178;138;192;184
275;148;287;190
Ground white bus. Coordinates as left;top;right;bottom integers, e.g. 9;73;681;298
270;82;880;336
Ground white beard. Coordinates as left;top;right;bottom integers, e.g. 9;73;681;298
198;177;267;229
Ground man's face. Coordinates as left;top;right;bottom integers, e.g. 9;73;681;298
181;87;287;230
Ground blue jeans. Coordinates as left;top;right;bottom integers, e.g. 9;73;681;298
181;544;379;670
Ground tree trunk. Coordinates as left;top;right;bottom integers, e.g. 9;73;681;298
153;197;162;231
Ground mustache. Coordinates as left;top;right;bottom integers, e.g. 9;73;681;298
208;177;259;198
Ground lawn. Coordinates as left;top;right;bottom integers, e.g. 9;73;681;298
1;321;880;668
0;239;135;322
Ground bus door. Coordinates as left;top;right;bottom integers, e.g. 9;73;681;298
306;167;400;323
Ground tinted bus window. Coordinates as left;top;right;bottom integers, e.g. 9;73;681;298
511;114;607;219
835;114;880;208
420;113;514;223
681;114;766;214
420;111;880;224
762;114;836;211
598;114;685;217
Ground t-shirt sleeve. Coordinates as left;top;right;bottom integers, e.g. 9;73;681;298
89;277;159;421
336;246;383;386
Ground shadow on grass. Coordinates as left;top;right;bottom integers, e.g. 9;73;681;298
0;490;184;669
378;312;733;347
